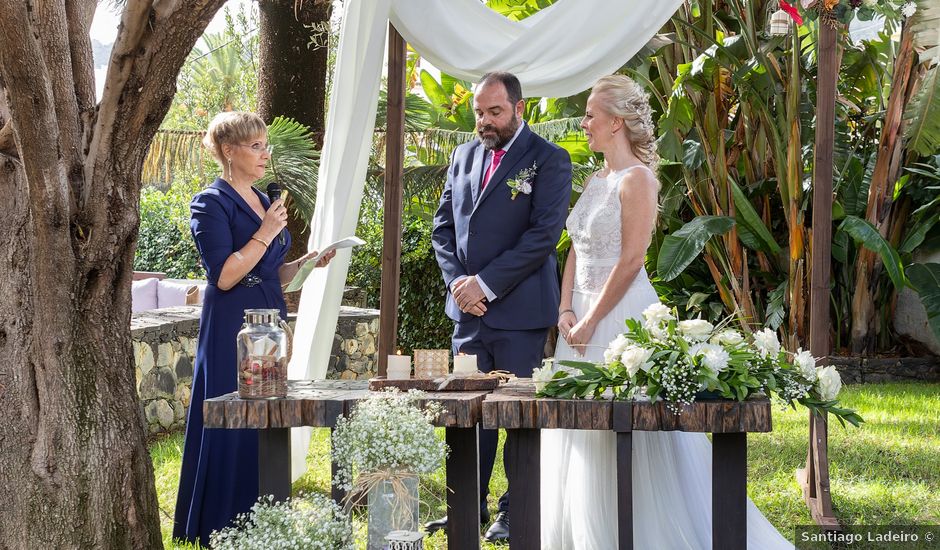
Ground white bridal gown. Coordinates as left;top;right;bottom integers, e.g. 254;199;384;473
540;166;793;549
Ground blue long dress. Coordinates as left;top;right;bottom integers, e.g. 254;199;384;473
173;178;291;546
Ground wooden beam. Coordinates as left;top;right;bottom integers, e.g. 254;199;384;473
800;19;840;531
377;24;407;377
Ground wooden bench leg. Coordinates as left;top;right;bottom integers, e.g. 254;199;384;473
617;431;634;550
258;428;291;502
330;426;347;507
713;432;747;550
446;426;481;550
506;428;540;550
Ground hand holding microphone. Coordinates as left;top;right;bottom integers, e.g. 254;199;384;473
266;181;287;246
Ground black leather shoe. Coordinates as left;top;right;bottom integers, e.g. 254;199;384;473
483;511;510;542
424;508;491;534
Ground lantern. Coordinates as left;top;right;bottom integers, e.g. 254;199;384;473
385;530;425;550
769;8;792;36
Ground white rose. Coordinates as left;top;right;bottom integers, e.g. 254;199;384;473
642;303;673;329
678;319;714;342
793;348;817;382
753;328;781;358
620;345;654;377
815;365;842;401
604;334;632;364
519;181;532;194
714;329;744;346
701;343;731;373
532;364;556;392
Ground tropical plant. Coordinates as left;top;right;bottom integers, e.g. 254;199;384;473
644;0;940;353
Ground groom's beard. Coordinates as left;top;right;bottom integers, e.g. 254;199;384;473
477;114;520;150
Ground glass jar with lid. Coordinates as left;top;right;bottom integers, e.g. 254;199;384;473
236;308;289;398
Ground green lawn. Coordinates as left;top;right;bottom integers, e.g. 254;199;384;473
152;382;940;549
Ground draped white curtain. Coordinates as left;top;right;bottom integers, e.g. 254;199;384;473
288;0;683;480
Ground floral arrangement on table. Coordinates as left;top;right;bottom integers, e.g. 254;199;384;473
210;493;353;550
536;304;864;428
775;0;917;28
331;388;449;535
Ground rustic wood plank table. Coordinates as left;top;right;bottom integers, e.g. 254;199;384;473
204;379;488;550
482;379;772;550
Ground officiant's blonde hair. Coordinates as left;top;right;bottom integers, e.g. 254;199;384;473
591;76;660;174
202;111;268;164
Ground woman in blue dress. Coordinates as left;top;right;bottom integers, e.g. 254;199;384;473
173;112;334;545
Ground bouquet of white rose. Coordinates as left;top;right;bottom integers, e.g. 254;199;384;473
210;493;353;550
539;304;863;427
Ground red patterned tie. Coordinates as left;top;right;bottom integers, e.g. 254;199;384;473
481;149;506;191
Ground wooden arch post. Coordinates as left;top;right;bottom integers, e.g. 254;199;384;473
799;20;840;531
377;23;407;377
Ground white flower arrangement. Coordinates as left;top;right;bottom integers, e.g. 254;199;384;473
210;493;353;550
331;389;449;492
538;305;863;427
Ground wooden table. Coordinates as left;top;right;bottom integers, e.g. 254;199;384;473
482;379;772;550
204;380;487;550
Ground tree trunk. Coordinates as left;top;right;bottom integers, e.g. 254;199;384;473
0;1;225;547
849;24;916;353
257;0;332;311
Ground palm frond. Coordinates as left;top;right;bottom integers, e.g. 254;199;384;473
142;130;205;188
904;66;940;156
257;116;320;226
911;0;940;64
417;117;585;161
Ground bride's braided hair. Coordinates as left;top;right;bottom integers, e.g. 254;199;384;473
591;75;660;176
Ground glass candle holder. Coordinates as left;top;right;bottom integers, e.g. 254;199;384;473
413;349;449;379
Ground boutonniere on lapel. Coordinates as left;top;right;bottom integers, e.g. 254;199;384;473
506;161;538;200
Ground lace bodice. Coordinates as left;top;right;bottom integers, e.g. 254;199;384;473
566;167;650;292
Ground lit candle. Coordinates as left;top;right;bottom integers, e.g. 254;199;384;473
453;352;477;376
387;351;411;380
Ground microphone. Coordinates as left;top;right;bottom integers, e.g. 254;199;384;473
266;181;286;245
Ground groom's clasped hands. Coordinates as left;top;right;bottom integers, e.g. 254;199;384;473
453;276;488;316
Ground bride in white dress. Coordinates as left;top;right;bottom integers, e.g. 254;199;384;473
540;75;793;549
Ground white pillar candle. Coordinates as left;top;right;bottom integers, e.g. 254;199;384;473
387;353;411;380
453;353;477;376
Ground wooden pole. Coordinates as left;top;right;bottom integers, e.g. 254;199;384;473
377;24;407;377
799;19;840;531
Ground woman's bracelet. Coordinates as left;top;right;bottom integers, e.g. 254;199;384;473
251;236;270;248
559;309;575;316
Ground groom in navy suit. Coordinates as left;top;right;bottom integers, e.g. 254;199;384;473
430;72;572;542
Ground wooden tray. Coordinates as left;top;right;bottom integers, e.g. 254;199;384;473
369;375;501;392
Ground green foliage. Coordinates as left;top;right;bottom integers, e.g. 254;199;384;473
162;4;258;131
135;178;205;279
347;206;452;351
655;216;735;282
839;215;907;289
258;117;321;226
907;263;940;342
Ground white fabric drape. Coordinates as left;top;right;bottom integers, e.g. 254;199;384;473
288;0;683;480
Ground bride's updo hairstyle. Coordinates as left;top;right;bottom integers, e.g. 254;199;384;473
590;75;660;174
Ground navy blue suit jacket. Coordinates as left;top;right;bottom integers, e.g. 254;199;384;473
432;125;572;330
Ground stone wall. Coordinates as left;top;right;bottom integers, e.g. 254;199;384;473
828;356;940;384
132;302;379;435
